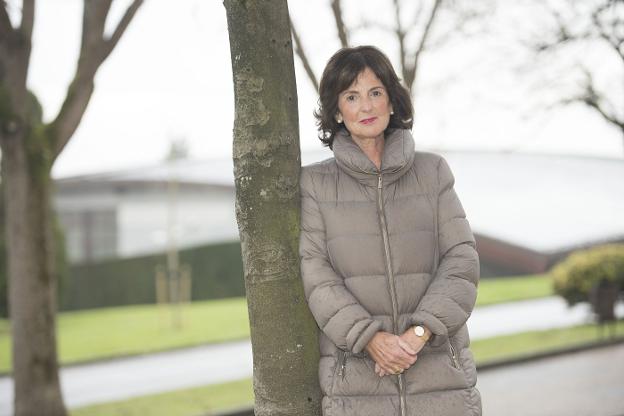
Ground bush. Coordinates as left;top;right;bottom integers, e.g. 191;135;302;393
551;244;624;306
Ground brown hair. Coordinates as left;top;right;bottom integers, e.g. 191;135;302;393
314;45;413;149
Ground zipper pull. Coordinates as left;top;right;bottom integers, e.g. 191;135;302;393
378;175;382;189
337;351;347;379
449;343;460;369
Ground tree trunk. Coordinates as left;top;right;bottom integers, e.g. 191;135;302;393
224;1;322;415
1;126;66;416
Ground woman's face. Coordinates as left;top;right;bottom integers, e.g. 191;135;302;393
336;67;393;143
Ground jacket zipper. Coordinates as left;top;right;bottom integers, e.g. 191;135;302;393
337;350;348;380
449;342;460;369
377;174;407;416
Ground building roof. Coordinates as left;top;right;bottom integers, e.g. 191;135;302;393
55;149;624;253
443;151;623;253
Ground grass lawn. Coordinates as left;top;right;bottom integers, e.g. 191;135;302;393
476;273;553;307
70;378;253;416
69;319;623;416
0;273;554;373
0;298;250;373
471;319;624;363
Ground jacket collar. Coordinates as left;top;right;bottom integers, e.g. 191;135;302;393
333;128;415;187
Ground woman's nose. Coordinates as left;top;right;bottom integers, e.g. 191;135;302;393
360;96;373;111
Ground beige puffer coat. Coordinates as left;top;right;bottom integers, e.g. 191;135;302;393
299;128;481;416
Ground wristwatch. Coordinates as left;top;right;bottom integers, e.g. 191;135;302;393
413;325;430;342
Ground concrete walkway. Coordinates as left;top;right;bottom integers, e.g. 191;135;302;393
479;343;624;416
0;297;622;415
0;340;253;415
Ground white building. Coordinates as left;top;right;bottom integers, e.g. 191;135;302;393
54;151;624;275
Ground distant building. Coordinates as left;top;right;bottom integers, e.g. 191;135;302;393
54;158;237;263
54;151;624;277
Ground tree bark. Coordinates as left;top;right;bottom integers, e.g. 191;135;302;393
224;1;322;415
0;2;142;414
1;126;66;416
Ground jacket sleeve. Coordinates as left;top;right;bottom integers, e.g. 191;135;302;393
410;156;479;347
299;167;382;354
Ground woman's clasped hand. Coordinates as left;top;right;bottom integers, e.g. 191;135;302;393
365;327;428;377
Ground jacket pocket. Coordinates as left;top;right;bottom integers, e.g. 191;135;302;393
329;350;348;396
448;341;461;370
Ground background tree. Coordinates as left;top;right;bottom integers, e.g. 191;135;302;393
290;0;494;110
523;0;623;151
0;1;143;415
224;0;322;415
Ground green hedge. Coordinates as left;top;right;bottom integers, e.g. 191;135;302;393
552;244;624;306
60;241;244;311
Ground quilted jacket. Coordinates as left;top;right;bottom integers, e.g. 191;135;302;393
299;128;481;416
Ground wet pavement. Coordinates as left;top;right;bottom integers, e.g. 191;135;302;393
468;296;623;339
0;340;253;415
478;343;624;416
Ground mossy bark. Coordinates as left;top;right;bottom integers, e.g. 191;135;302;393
0;122;67;416
224;1;322;415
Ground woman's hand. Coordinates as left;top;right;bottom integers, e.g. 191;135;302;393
398;326;429;357
365;331;417;377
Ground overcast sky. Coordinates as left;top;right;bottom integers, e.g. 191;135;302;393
8;0;623;178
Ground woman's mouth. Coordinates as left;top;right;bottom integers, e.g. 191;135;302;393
360;117;377;125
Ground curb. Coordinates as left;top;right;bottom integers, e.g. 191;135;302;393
211;406;255;416
475;336;624;372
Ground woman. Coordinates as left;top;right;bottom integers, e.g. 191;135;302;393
299;46;481;416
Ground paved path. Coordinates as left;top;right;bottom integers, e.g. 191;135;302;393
0;341;254;415
0;297;622;414
469;296;623;339
478;343;624;416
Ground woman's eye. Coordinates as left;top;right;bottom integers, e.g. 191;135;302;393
371;90;382;97
346;95;356;102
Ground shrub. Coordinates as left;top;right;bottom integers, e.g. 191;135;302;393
551;244;624;306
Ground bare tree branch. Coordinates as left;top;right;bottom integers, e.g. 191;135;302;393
524;0;624;150
290;16;318;92
79;0;112;69
351;19;394;33
404;0;442;91
591;1;624;64
425;0;496;51
556;69;624;132
392;0;409;88
102;0;143;61
331;0;349;48
49;0;144;160
408;1;425;29
0;0;35;118
20;0;34;42
581;74;623;129
0;1;14;39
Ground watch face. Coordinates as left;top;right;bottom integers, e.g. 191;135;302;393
415;326;425;336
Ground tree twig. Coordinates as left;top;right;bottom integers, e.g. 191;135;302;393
20;0;34;42
289;15;318;92
103;0;143;61
0;1;14;40
50;0;144;160
392;0;408;88
405;0;442;91
331;0;349;48
591;1;624;64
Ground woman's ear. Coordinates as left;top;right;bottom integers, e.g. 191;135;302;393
335;113;343;123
